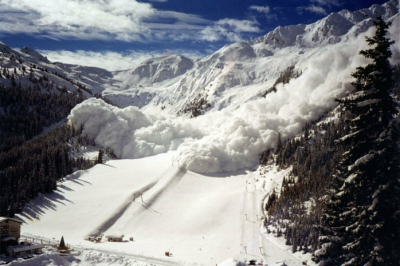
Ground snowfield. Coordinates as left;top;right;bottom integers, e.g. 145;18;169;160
17;153;311;265
17;153;248;265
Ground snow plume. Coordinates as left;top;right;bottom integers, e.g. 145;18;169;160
68;21;400;173
68;99;152;158
68;99;271;172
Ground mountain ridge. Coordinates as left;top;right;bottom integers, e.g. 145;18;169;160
2;1;398;117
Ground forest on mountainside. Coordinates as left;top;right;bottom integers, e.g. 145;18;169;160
0;82;86;152
262;17;400;265
0;82;103;217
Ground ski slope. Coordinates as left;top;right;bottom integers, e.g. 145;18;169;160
17;152;311;265
17;153;244;265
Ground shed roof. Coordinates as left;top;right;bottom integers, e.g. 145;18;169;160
105;235;123;239
1;236;17;242
6;244;45;253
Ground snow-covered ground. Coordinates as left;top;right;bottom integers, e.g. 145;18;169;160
16;152;312;265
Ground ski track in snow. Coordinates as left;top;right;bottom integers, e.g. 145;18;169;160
88;180;159;238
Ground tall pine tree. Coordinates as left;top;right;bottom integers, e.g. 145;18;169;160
315;16;400;265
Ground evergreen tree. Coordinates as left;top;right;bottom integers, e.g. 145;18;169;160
275;132;282;154
97;148;103;164
59;236;66;248
315;16;400;265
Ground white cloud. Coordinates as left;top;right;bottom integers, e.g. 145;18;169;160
39;49;205;71
0;0;213;42
249;5;277;20
311;0;341;7
200;19;260;42
298;4;328;15
0;0;154;41
0;0;259;44
296;0;341;16
249;5;270;14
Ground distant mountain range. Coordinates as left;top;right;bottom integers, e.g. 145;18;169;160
1;0;398;119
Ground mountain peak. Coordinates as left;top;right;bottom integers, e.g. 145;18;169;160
20;46;50;63
127;54;194;85
251;0;399;49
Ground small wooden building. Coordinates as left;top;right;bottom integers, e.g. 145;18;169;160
6;243;44;257
105;235;123;242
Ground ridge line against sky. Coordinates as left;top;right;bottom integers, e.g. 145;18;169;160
0;0;392;71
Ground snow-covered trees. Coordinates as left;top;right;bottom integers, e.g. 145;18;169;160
315;16;400;265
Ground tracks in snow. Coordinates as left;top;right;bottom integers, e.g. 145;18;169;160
88;166;186;238
89;166;187;237
240;173;266;263
87;180;159;238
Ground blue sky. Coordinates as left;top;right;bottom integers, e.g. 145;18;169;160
0;0;389;70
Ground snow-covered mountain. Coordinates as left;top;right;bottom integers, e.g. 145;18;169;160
65;0;400;173
2;1;398;116
146;0;399;116
86;0;399;120
127;55;194;85
1;0;399;174
252;0;398;48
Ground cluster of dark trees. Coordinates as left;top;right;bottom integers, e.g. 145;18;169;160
263;17;400;265
263;117;352;253
0;124;96;217
0;84;86;152
0;78;108;217
30;63;48;73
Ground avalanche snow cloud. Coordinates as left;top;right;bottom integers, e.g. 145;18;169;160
68;23;400;173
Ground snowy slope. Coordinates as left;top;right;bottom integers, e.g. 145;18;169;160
0;42;111;97
126;55;194;85
17;153;246;265
18;153;310;265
